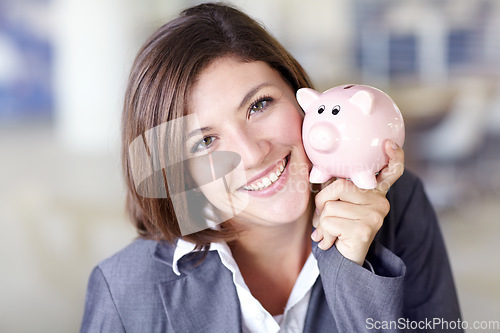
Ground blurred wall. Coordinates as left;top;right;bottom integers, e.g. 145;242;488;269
1;0;499;332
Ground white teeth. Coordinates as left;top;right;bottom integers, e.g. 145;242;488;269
279;160;285;173
242;157;288;191
262;177;271;186
269;173;278;182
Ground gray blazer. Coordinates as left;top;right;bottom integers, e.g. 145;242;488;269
81;171;462;332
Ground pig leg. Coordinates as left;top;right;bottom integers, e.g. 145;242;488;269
351;171;377;189
309;166;333;184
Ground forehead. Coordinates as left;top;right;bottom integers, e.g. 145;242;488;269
187;57;286;113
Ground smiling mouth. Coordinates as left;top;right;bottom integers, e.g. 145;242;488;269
241;155;289;191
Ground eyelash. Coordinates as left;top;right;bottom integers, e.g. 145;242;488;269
191;135;218;154
190;95;274;153
248;95;273;118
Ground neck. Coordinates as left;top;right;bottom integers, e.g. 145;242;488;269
229;202;313;266
227;204;314;315
231;221;311;266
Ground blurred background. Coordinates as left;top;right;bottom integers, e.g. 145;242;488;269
1;0;499;331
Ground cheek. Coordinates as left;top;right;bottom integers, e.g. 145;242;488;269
188;157;249;208
195;173;250;218
188;151;246;187
267;105;304;145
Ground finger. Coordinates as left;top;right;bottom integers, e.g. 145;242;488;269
316;216;343;251
315;178;380;213
376;140;405;193
321;216;374;246
318;232;337;251
315;179;356;213
311;224;324;242
321;200;364;221
312;208;320;228
322;198;388;230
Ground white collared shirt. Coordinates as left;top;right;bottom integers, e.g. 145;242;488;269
173;239;320;333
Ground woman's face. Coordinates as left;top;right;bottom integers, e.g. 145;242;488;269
184;56;312;229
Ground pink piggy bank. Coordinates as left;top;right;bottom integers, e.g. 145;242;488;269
297;84;405;189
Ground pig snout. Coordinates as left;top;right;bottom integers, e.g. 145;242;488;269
307;122;340;152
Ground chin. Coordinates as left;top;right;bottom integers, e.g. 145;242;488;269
238;191;312;227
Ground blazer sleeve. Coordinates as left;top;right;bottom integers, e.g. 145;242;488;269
386;171;462;328
313;240;406;332
312;170;462;332
81;266;126;333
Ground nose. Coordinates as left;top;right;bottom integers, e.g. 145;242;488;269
308;122;340;152
230;128;270;169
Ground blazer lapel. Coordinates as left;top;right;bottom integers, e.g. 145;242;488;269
157;250;242;332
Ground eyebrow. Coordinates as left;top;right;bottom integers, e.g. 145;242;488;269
238;82;273;110
186;126;212;141
185;82;274;141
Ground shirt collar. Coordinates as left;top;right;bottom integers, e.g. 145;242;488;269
172;238;319;288
172;238;197;275
172;238;235;276
172;238;320;332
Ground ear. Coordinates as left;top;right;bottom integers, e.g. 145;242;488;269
349;90;374;115
296;88;321;112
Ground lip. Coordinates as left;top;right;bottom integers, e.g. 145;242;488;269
245;155;288;186
237;154;290;197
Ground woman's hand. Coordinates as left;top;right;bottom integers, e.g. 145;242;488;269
311;140;405;266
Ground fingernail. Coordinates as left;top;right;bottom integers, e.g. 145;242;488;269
311;230;317;240
391;140;398;150
318;240;324;250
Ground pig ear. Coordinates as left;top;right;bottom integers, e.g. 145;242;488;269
296;88;321;112
349;90;374;115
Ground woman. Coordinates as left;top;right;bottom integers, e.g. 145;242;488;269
81;3;462;332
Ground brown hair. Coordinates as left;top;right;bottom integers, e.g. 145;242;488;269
122;2;312;248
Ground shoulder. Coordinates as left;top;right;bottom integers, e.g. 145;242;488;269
96;238;178;284
83;238;179;332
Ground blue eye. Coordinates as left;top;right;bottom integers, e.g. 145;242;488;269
191;136;216;153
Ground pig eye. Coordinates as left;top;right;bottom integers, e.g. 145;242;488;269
332;105;341;115
318;105;325;114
